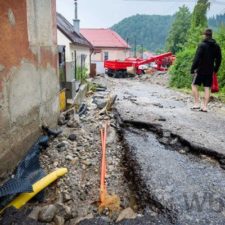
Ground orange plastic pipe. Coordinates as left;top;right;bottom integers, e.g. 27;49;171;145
100;124;108;203
100;129;105;191
103;124;107;184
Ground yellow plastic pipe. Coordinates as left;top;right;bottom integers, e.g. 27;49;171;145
0;168;68;214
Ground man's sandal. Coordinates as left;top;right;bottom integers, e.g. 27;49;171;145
199;108;208;112
191;106;200;110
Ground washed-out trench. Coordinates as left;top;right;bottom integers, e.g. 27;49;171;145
113;110;225;225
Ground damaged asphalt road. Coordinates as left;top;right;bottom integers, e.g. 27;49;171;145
112;79;225;158
122;127;225;224
92;76;225;224
2;75;225;225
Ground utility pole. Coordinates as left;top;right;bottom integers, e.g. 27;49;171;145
127;38;131;57
134;37;137;58
141;44;144;59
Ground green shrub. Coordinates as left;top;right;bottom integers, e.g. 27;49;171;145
215;25;225;93
169;48;195;88
75;66;88;82
169;0;209;90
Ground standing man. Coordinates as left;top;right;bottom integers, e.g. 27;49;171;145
191;28;222;112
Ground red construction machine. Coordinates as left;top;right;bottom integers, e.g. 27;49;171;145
104;52;174;78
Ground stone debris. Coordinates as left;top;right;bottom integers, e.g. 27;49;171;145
63;192;72;202
54;215;65;225
68;133;77;141
116;207;137;223
4;72;223;224
0;207;43;225
57;142;66;148
28;206;41;221
32;85;134;224
93;96;107;109
58;115;67;126
69;213;94;225
55;203;72;221
38;204;57;222
99;94;117;115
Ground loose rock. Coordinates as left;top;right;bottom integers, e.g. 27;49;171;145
68;133;77;141
67;120;76;128
28;206;41;221
63;192;72;202
38;205;57;223
57;143;66;148
72;213;94;225
65;154;74;161
54;215;65;225
116;207;137;222
55;203;72;220
58;115;67;126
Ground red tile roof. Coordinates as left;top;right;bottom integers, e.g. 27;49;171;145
80;28;130;49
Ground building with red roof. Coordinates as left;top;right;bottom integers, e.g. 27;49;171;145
81;28;130;74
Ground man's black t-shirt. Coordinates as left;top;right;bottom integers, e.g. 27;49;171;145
191;38;222;77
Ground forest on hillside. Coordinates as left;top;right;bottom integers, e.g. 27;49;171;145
208;14;225;30
111;13;225;52
111;14;174;52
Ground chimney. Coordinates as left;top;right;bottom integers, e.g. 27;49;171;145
73;0;80;33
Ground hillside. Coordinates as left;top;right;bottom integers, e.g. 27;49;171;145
208;14;225;30
111;14;174;52
112;13;225;52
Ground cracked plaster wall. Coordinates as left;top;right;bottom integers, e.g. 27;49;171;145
0;0;59;180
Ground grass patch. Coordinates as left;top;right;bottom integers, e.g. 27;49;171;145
171;86;225;103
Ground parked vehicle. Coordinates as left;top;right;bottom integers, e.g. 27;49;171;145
104;52;174;78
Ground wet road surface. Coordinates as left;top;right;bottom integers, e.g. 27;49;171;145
78;214;172;225
123;127;225;224
113;79;225;157
90;77;225;224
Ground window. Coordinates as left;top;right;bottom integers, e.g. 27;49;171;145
81;54;87;67
71;52;74;60
104;52;109;61
58;45;66;84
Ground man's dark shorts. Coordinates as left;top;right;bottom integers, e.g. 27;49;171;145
192;73;212;87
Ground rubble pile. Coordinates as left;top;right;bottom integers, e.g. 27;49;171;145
29;90;137;224
137;71;170;86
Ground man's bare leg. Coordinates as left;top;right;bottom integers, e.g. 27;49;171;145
192;84;200;108
202;87;210;111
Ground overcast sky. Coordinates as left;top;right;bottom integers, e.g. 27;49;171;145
56;0;225;28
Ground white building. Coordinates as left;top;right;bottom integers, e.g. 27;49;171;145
81;28;130;75
56;1;92;100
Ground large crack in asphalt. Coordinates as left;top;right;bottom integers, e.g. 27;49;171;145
115;111;225;225
121;119;225;170
116;116;177;224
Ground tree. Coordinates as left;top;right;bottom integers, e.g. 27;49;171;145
186;0;210;48
111;14;174;52
166;5;191;54
208;14;225;30
191;0;210;30
169;0;210;88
